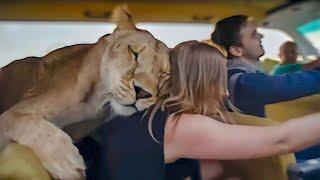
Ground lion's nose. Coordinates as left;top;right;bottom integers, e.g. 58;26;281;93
134;85;152;99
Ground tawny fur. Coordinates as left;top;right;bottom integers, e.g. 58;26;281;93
0;7;170;179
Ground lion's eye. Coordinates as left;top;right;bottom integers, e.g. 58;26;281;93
128;45;139;61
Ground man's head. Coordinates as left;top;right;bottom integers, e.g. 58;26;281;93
211;15;264;62
279;41;298;64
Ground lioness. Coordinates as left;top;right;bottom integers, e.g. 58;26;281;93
0;7;170;179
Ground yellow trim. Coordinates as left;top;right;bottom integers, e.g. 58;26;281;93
0;1;285;23
266;94;320;123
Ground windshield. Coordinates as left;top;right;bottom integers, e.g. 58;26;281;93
0;21;291;67
297;18;320;54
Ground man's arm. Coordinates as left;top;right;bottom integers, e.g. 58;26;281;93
234;70;320;105
302;58;320;70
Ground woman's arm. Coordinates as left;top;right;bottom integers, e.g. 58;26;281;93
164;113;320;161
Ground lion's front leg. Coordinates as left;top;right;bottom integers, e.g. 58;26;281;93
0;111;85;179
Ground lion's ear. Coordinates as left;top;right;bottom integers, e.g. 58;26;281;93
112;4;136;31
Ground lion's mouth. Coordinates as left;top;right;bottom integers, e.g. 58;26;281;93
123;103;139;112
134;85;152;100
110;85;153;116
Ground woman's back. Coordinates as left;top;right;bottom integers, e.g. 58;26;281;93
76;109;200;180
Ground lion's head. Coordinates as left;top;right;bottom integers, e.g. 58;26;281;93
100;7;170;116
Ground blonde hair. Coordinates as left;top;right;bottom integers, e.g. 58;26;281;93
149;41;234;141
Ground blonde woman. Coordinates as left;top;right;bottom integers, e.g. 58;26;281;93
77;41;320;180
